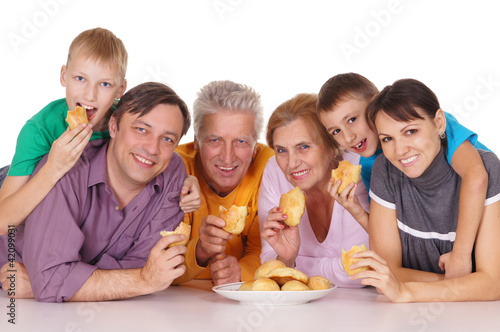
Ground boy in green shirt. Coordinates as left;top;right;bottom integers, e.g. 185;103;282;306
0;28;200;236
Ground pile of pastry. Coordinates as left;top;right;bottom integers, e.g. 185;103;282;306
238;260;330;291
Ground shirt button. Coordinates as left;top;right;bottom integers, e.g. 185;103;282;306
115;206;120;211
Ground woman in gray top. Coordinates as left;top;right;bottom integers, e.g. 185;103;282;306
349;79;500;302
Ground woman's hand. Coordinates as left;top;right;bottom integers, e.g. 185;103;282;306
260;206;300;267
349;250;412;303
328;179;368;231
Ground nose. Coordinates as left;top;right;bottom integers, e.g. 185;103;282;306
343;128;356;145
288;150;301;170
220;142;235;164
84;84;97;102
144;137;160;156
395;138;410;156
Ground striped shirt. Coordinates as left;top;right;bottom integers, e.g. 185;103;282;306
369;148;500;273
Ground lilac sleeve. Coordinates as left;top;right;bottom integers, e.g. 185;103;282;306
294;179;369;288
294;209;369;288
258;157;284;263
259;153;369;288
23;174;97;303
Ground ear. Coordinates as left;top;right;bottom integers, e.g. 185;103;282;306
434;109;447;134
109;115;118;138
194;136;200;151
252;142;258;159
60;65;67;87
115;78;127;99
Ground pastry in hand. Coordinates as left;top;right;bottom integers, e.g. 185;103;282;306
219;205;247;234
65;106;89;130
341;244;369;276
160;222;191;247
331;160;362;194
307;276;331;290
254;259;286;279
279;186;305;227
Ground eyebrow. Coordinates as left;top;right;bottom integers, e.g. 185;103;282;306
341;113;355;122
325;113;355;132
377;124;417;137
206;134;254;141
133;119;180;140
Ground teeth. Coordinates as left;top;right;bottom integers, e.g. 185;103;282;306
401;155;417;164
219;166;236;171
292;169;309;176
81;104;95;110
354;139;366;149
134;154;154;165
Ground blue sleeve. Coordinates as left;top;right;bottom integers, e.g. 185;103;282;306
359;149;383;194
444;112;490;164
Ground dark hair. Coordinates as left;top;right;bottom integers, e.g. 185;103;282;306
365;78;441;131
317;72;379;113
114;82;191;136
266;93;342;161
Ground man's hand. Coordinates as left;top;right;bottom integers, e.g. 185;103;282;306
210;253;241;286
0;261;34;299
196;215;232;266
179;175;201;213
140;234;187;293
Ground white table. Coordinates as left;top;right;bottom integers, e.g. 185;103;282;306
1;280;499;332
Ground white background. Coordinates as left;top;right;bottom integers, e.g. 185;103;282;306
1;0;499;167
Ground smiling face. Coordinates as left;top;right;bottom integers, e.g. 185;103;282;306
107;103;184;192
273;118;334;192
61;54;127;132
375;108;446;178
319;97;379;158
195;111;257;197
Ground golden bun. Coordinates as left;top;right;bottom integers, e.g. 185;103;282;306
238;280;254;291
219;205;247;234
341;244;369;276
65;106;89;130
264;267;308;286
251;278;280;291
160;222;191;247
279;186;305;227
254;260;286;279
307;276;331;290
331;160;362;194
281;280;309;291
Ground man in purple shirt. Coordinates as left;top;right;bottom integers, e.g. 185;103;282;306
0;82;191;302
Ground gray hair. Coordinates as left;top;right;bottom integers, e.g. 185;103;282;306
193;80;264;141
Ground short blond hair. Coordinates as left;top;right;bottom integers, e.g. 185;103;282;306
67;27;128;81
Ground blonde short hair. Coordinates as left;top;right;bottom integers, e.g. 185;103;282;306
67;27;128;81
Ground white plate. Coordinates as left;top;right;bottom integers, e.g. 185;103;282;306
212;282;336;305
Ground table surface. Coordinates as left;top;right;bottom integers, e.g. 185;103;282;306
1;280;499;332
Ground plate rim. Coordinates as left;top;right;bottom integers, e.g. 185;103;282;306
212;281;337;305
